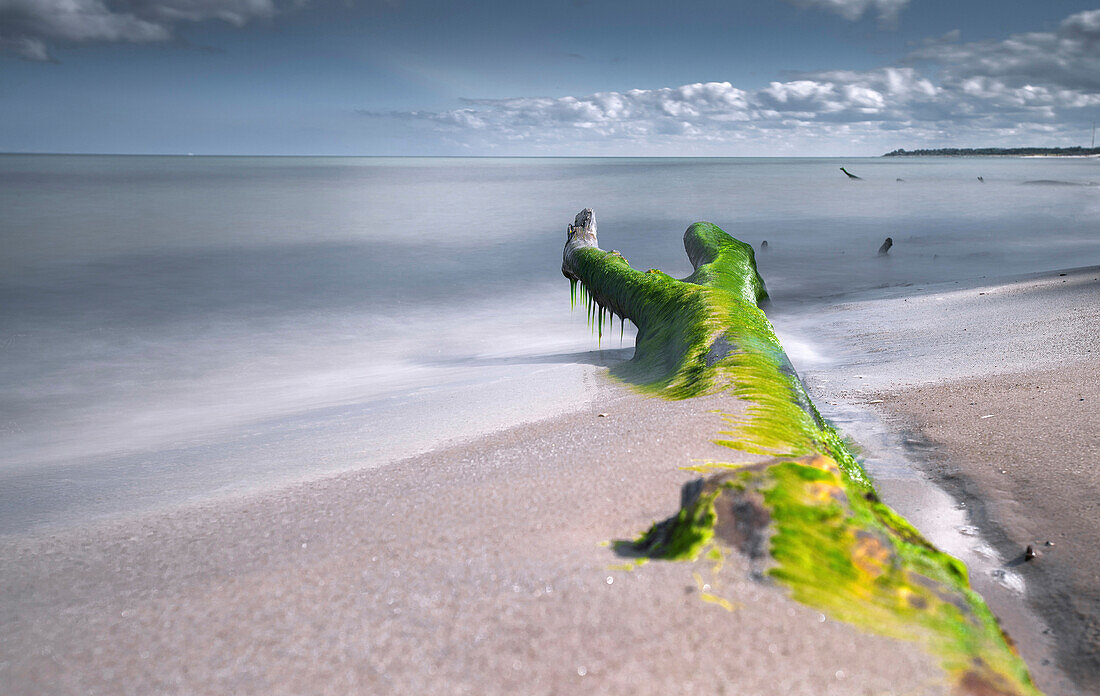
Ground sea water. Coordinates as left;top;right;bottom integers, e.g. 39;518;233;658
2;154;1099;532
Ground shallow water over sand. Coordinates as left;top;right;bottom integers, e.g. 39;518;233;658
3;154;1100;532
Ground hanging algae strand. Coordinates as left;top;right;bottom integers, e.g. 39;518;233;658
569;275;590;314
567;215;616;348
562;208;1039;696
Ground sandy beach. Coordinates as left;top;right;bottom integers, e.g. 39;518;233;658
775;266;1100;696
1;380;961;695
3;266;1095;694
6;271;1097;695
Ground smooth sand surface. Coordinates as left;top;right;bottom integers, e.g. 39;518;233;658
771;266;1100;695
1;381;949;696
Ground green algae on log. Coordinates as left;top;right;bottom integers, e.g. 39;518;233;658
563;208;771;399
634;456;1037;696
563;209;1039;696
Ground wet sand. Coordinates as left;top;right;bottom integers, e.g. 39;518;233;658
875;361;1100;693
0;381;950;695
772;266;1100;695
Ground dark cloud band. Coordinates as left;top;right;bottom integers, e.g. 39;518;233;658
0;0;277;61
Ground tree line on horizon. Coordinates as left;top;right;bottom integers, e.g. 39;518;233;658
883;146;1100;157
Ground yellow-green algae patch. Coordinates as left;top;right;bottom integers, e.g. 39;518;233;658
630;455;1035;695
563;212;1039;695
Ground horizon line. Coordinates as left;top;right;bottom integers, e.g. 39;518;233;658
0;152;899;159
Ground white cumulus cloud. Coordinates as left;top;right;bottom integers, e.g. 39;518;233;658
364;68;947;150
362;9;1100;154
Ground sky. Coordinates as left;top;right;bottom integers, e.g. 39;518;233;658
2;0;1100;155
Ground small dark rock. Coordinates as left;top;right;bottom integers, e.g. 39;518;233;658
760;240;768;250
878;237;893;256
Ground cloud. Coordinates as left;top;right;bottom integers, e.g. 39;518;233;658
362;9;1100;154
360;69;947;152
781;0;910;28
0;0;277;60
911;9;1100;92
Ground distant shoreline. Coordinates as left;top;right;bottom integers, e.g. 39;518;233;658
883;147;1100;157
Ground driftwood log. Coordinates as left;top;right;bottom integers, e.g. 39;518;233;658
565;209;1041;696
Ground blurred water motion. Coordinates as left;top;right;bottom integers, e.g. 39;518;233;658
2;154;1099;531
